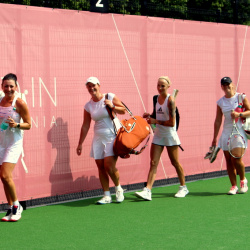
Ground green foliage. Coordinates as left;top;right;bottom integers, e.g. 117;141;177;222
1;0;250;24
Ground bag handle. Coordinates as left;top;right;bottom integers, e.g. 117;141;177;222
105;94;120;134
105;94;135;133
129;136;150;156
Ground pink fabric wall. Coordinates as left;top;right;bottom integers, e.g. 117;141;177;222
1;4;250;202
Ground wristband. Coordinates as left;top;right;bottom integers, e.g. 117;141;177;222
17;123;20;128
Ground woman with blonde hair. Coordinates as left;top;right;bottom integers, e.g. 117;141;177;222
135;76;188;200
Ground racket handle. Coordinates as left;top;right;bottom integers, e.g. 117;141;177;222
231;109;236;124
172;89;179;100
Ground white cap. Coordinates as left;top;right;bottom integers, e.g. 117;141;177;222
86;76;100;85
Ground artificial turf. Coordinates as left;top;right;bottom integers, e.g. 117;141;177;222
1;173;250;249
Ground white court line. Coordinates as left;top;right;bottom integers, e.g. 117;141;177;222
112;14;168;179
220;25;248;171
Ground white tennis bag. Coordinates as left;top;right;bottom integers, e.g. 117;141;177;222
239;94;250;140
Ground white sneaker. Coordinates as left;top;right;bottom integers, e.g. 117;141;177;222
227;186;238;195
116;188;124;203
239;178;248;194
175;186;189;198
1;209;12;222
10;204;23;222
135;187;152;201
96;196;112;205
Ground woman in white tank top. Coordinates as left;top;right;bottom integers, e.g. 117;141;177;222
135;76;189;201
0;73;31;222
212;77;250;195
76;77;126;205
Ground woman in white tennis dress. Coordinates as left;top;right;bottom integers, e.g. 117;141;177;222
135;76;188;201
212;77;250;195
76;77;126;204
0;73;31;222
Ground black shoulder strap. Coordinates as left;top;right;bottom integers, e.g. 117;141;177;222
105;94;114;120
151;95;158;119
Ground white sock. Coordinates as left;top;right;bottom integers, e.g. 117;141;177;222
145;187;151;192
104;191;111;197
13;200;19;207
8;205;13;210
115;184;122;191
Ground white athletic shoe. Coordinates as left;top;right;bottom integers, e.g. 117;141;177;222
96;196;112;205
10;204;23;222
116;188;124;203
175;186;189;198
135;187;152;201
227;186;238;195
239;178;248;194
1;209;12;222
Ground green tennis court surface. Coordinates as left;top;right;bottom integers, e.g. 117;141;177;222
1;173;250;249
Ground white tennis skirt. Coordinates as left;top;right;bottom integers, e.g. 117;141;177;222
90;133;116;160
219;127;248;151
152;133;181;147
0;139;23;165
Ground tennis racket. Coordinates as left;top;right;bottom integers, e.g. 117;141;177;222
171;89;179;100
227;110;246;158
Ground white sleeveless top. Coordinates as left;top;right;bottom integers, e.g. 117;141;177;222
154;94;177;137
0;95;22;146
152;94;181;146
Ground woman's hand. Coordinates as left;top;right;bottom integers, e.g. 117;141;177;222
142;112;150;118
211;139;217;147
104;99;114;109
6;116;16;128
146;117;157;124
76;144;82;156
231;111;240;119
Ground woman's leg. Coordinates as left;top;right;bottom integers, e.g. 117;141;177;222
103;155;124;202
223;151;237;186
146;144;164;189
95;159;110;191
232;157;245;181
166;145;185;186
0;163;17;204
103;155;119;186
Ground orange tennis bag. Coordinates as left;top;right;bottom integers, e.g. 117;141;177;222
113;116;150;158
106;95;150;159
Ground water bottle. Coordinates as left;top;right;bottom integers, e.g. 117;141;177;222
0;119;9;131
0;107;17;132
150;124;156;132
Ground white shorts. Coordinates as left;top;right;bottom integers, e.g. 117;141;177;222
90;134;116;160
152;133;181;147
0;139;23;165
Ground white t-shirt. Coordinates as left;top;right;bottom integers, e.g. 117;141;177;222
84;93;116;136
217;92;248;150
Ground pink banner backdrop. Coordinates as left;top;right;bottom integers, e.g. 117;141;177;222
0;4;250;202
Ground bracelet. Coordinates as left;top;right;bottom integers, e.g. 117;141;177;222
17;123;20;128
111;105;115;110
239;113;243;117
